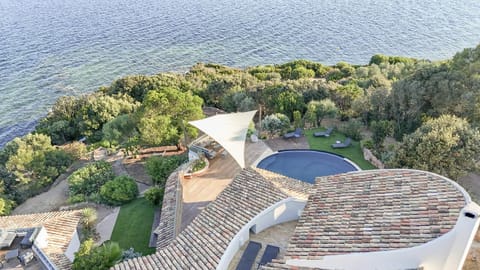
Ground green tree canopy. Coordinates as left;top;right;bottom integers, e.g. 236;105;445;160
305;99;338;127
137;87;203;146
68;161;115;199
145;155;187;186
390;115;480;179
262;113;291;136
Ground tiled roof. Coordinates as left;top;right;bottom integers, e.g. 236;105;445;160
0;210;82;270
284;169;467;260
154;168;183;249
254;168;312;200
113;168;290;270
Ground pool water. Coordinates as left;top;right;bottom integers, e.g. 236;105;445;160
257;150;360;184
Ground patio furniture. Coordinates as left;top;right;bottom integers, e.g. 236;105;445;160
257;244;280;269
331;138;352;149
5;248;18;262
189;145;217;159
19;251;35;266
314;127;333;137
236;241;262;270
20;228;38;249
283;128;302;139
0;229;16;249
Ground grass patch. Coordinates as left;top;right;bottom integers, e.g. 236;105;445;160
110;198;156;255
305;128;376;170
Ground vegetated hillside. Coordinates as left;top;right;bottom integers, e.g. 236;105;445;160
1;44;480;215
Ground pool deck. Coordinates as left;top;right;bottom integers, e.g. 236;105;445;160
264;136;309;151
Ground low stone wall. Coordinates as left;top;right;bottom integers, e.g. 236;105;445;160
362;148;384;169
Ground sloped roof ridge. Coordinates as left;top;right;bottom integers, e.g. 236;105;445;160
253;167;312;200
113;167;290;270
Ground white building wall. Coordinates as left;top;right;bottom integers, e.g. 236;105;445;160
286;203;480;270
65;229;81;262
217;198;306;270
34;227;48;249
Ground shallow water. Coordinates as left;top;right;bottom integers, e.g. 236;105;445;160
1;0;480;146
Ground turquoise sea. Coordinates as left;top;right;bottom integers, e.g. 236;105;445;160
1;0;480;146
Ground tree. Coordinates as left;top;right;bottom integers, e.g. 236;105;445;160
370;120;393;150
305;99;338;127
293;110;303;128
145;155;187;186
144;187;164;205
331;83;363;113
100;175;138;205
261;113;291;137
3;133;72;185
102;114;137;147
137;87;203;146
390;115;480;179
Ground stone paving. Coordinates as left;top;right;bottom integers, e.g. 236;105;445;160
227;221;298;270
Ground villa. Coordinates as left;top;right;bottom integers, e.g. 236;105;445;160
111;111;480;270
0;210;82;269
0;111;477;270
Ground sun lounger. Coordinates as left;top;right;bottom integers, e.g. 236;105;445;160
0;229;16;249
283;128;302;139
314;127;333;137
190;145;216;159
257;244;280;269
331;138;352;149
236;241;262;270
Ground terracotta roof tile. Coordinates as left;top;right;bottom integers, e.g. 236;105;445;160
0;210;82;270
284;169;466;260
114;168;289;270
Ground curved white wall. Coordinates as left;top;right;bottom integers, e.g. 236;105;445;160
217;197;306;270
286;202;480;270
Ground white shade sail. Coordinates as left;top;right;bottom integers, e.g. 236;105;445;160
189;110;257;168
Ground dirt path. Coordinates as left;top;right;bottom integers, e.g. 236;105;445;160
12;160;88;215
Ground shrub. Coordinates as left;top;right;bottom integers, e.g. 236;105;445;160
68;194;86;204
191;159;206;172
145;155;187;186
73;241;122;270
261;113;290;136
0;197;15;216
62;142;88;160
144;187;164;206
68;161;115;197
339;119;363;141
100;176;138;205
122;247;142;261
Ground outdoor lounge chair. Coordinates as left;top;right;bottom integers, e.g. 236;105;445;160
257;244;280;269
236;241;262;270
283;128;302;139
331;138;352;149
314;127;333;137
0;229;16;249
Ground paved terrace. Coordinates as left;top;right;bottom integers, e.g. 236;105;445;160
181;140;273;230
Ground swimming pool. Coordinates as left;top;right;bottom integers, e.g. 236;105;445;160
256;150;360;184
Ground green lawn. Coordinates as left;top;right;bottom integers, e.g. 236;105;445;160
304;128;376;170
110;198;156;255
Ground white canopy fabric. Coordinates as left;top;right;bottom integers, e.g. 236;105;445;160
189;110;257;168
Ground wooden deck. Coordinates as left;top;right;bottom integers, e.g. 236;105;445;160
180;140;273;230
